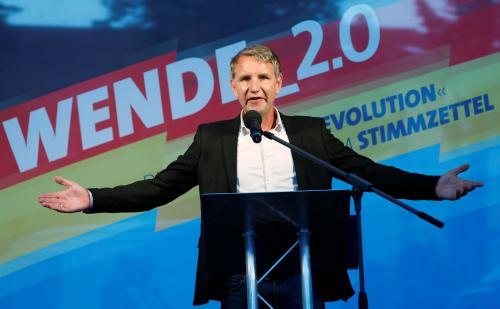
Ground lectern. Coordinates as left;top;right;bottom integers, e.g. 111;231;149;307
201;190;357;309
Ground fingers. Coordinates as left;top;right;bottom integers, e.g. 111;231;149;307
38;195;62;210
38;196;79;213
39;200;61;211
453;180;483;200
450;163;469;176
40;200;69;213
463;180;483;191
38;195;62;203
55;176;74;187
472;181;484;187
38;192;61;199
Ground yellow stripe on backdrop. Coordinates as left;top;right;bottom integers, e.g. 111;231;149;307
0;132;199;264
439;54;500;158
294;52;499;161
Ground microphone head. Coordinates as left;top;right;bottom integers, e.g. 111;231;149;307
243;110;263;143
243;110;262;128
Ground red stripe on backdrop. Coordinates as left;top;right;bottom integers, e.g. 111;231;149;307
0;52;177;189
0;1;498;189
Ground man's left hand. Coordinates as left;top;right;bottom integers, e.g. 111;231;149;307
435;163;483;200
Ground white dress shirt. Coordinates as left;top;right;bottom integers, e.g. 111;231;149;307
237;109;297;193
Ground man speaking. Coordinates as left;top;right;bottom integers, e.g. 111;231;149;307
38;45;483;308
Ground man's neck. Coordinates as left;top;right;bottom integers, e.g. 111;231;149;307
261;109;277;131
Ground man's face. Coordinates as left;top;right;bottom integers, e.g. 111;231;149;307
230;56;282;117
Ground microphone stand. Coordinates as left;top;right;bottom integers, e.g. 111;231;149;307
262;130;444;309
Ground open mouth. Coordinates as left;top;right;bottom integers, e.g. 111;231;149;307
247;97;264;105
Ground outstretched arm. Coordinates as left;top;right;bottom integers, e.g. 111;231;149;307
435;163;483;200
38;176;91;213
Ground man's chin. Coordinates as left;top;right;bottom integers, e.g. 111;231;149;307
246;102;271;113
245;106;264;114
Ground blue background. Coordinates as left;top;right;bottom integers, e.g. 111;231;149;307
1;0;498;308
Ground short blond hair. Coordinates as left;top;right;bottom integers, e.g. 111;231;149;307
230;45;282;79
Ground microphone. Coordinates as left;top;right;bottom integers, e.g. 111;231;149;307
243;110;262;143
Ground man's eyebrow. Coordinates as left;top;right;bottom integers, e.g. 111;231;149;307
238;74;250;80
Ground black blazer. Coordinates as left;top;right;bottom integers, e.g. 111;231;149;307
88;114;439;304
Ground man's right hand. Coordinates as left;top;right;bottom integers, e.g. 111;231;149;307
38;176;90;213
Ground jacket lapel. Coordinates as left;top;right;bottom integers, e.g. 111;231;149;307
281;114;307;190
222;116;240;193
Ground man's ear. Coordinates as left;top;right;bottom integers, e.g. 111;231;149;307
275;73;283;94
230;79;238;97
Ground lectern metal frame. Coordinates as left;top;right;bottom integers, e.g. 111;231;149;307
201;190;353;309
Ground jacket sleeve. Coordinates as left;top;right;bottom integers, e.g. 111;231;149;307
86;126;202;213
320;119;440;200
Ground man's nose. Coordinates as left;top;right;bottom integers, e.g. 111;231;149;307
248;78;260;92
